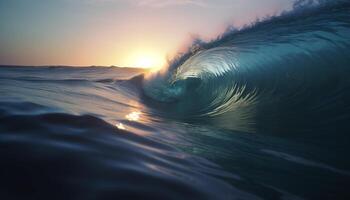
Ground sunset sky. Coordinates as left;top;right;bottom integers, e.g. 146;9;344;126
0;0;294;68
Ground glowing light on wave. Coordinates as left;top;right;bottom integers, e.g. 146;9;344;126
116;123;126;130
126;111;141;121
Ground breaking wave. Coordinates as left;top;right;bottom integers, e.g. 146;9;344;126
142;0;350;133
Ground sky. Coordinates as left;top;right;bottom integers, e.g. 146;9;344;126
0;0;294;68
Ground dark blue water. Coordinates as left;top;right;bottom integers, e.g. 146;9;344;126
1;1;350;199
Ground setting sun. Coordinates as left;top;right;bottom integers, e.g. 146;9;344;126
135;55;158;68
124;51;166;70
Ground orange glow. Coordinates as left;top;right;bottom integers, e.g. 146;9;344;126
1;0;292;67
123;50;166;70
126;111;142;121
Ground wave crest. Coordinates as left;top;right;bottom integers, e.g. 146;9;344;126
141;0;350;133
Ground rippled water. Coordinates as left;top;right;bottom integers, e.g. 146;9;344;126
0;65;349;200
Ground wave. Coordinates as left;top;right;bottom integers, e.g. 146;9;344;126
140;0;350;134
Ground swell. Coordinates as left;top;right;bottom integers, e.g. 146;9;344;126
141;0;350;134
0;101;255;200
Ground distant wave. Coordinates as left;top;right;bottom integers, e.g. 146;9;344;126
141;0;350;134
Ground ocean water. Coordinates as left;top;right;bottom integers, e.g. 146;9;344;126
1;1;350;200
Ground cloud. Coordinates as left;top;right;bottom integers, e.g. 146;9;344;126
136;0;208;8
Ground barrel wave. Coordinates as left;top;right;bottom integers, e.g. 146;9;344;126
142;0;350;133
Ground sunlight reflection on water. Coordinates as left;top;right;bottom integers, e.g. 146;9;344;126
116;123;126;130
126;111;142;121
116;110;149;134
